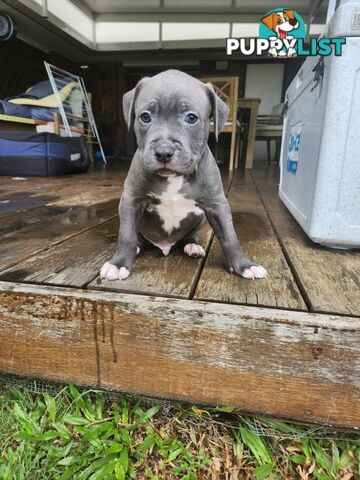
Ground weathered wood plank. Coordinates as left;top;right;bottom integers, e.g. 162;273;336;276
194;172;307;310
1;216;212;298
0;165;128;203
0;281;359;429
0;165;129;271
88;220;212;298
0;200;119;273
0;172;125;220
0;218;116;286
0;162;218;297
252;168;360;316
0;282;98;385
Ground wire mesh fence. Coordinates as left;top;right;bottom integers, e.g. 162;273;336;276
0;373;357;442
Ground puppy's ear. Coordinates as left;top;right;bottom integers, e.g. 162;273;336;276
205;82;229;141
284;9;295;19
261;12;277;31
122;77;149;131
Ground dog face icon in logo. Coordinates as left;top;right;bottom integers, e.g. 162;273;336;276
262;9;299;39
260;8;306;57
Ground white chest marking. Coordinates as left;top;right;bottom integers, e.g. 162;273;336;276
150;175;203;235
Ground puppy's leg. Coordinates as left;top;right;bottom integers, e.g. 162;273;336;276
136;233;150;256
178;220;206;258
203;197;267;279
100;196;139;281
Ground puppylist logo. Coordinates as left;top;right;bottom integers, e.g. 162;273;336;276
260;8;305;57
227;8;346;57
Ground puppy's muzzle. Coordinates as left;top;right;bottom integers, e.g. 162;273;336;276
154;140;176;164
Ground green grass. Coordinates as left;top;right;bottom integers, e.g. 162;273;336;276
0;380;359;479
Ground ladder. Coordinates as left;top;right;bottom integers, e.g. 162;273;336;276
44;61;106;164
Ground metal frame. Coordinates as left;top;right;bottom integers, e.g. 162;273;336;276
44;61;106;164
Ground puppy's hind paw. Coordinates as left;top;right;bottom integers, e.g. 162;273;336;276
184;243;205;258
240;265;268;280
100;262;130;281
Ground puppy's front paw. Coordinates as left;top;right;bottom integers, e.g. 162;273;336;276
184;243;205;258
100;262;130;281
240;265;268;280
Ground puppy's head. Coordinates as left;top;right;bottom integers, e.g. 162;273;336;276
261;9;299;38
123;70;228;175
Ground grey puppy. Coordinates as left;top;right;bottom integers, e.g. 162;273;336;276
101;70;267;281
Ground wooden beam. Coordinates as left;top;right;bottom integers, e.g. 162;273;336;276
0;281;359;429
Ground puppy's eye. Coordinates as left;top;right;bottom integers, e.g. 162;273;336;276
140;112;152;123
185;113;199;124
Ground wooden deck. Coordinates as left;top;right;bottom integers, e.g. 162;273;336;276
0;164;359;429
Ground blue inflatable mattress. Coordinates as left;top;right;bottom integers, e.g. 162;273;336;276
0;132;90;176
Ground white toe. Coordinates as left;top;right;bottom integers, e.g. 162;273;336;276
241;265;268;280
100;262;110;278
100;262;120;281
118;267;130;280
100;262;130;281
250;265;268;278
241;268;255;279
184;243;205;257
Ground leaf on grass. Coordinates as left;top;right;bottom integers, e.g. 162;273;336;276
15;430;59;442
52;423;72;440
290;455;307;465
132;405;161;429
63;415;90;426
253;463;274;479
167;448;184;463
331;441;340;475
140;434;156;452
44;394;57;423
313;467;332;480
115;462;126;480
312;442;333;475
339;450;353;470
209;406;235;413
57;456;80;466
240;427;272;464
118;447;129;473
13;402;36;435
261;418;303;434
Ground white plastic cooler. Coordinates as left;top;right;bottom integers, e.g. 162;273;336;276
279;0;360;248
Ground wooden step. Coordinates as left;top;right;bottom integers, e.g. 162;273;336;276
0;281;358;429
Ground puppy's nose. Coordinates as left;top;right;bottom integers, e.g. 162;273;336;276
154;141;175;163
289;18;297;26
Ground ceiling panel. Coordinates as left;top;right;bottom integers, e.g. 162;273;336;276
48;0;93;40
162;22;230;41
79;0;327;16
96;21;159;42
81;0;161;12
232;22;259;37
234;0;327;14
164;0;232;8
